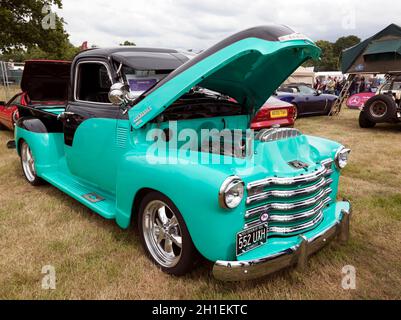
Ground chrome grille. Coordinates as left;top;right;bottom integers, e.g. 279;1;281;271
256;128;301;142
244;159;334;237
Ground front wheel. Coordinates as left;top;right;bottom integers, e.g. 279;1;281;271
138;192;199;276
20;141;44;186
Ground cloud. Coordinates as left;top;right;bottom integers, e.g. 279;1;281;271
55;0;401;50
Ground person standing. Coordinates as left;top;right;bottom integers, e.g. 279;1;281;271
326;77;336;95
359;76;366;93
349;77;357;96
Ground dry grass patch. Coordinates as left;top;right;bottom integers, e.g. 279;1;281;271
1;108;401;299
0;85;20;102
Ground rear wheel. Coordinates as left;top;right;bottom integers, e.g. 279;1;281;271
359;112;376;128
364;95;397;123
138;192;198;276
20;141;44;186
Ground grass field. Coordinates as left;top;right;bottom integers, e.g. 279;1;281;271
1;108;401;300
0;85;20;102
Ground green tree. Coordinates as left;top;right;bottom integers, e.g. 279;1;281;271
304;35;361;71
333;35;361;56
313;40;338;71
120;40;136;46
0;0;73;59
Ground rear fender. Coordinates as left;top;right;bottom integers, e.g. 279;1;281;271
15;119;64;174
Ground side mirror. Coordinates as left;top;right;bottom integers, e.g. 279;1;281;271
315;90;322;96
108;82;136;106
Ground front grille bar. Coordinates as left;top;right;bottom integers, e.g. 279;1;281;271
245;187;332;219
246;177;333;205
245;196;331;229
247;162;333;191
268;210;324;234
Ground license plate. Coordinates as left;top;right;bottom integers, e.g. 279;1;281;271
236;224;268;256
270;109;288;119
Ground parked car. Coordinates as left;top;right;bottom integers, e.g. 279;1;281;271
0;60;71;131
251;97;296;130
14;26;351;281
275;83;338;119
359;74;401;128
0;92;28;130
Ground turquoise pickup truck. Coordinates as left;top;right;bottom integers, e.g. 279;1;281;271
14;25;351;281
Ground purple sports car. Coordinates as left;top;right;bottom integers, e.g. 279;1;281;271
275;83;338;119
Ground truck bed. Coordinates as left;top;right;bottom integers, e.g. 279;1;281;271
17;104;66;132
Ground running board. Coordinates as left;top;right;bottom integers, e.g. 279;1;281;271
40;171;116;219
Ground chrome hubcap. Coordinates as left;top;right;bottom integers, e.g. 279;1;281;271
143;200;182;268
21;143;36;182
370;101;387;118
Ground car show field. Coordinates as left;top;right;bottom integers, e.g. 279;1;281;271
1;107;400;300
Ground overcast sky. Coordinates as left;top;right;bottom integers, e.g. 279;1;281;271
55;0;401;51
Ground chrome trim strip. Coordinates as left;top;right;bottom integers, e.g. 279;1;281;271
212;201;352;281
245;187;332;219
268;210;323;234
247;166;329;191
256;128;302;142
321;158;334;168
246;177;333;205
247;159;334;191
244;197;331;229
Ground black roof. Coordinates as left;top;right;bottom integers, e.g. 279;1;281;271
74;47;190;71
77;46;180;58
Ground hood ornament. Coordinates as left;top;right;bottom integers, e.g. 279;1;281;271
288;160;310;170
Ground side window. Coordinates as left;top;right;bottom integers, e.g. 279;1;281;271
75;62;112;103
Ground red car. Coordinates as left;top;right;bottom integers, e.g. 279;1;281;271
0;92;28;130
0;60;71;131
251;96;296;130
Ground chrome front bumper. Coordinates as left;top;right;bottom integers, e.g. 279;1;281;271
213;203;351;282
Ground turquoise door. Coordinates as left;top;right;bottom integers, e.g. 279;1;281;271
63;59;123;194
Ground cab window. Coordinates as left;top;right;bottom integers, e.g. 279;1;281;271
75;62;112;103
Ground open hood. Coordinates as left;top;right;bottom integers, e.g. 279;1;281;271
21;60;71;102
129;25;321;129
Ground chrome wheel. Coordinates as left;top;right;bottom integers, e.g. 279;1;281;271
21;142;36;182
370;101;387;118
142;200;183;268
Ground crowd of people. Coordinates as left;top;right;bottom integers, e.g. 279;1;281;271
314;76;346;96
314;75;384;96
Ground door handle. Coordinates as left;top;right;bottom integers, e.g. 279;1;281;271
57;111;75;122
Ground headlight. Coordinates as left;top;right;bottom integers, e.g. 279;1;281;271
335;147;351;169
219;176;244;209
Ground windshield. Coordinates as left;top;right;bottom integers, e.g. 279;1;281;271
123;66;172;98
297;85;316;95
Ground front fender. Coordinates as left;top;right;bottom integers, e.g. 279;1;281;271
115;151;245;262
